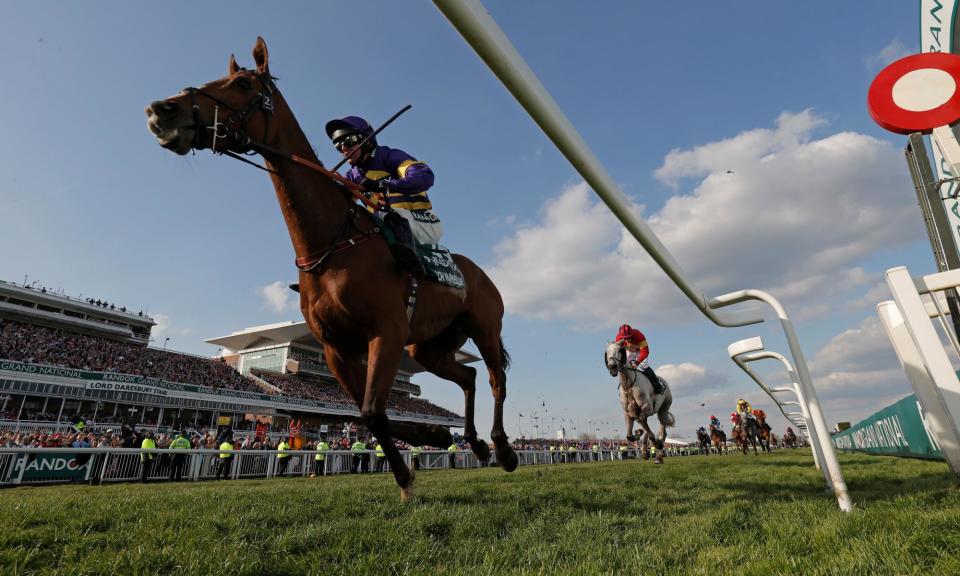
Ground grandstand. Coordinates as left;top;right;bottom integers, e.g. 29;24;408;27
0;278;469;440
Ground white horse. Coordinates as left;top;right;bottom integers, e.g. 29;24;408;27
604;341;675;463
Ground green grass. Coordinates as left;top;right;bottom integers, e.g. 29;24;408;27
2;450;959;575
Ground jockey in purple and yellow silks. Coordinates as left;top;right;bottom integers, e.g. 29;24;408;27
326;115;441;279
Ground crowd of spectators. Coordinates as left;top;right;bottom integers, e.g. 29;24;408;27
0;318;461;423
0;319;259;393
251;368;460;420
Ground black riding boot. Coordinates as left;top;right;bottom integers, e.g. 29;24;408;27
643;366;665;395
288;283;300;293
383;211;426;279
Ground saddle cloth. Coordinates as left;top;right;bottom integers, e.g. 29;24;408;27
415;243;466;290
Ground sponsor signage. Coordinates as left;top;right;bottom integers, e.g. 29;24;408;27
15;453;91;480
922;0;960;256
832;394;943;460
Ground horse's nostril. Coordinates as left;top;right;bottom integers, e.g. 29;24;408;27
150;100;178;117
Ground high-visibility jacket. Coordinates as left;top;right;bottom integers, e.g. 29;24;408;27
410;446;422;458
277;441;291;459
140;438;156;461
315;441;330;461
375;444;385;458
351;441;366;452
219;441;233;459
447;443;458;453
591;444;599;452
170;436;191;450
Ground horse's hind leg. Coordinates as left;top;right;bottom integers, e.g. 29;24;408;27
409;334;488;460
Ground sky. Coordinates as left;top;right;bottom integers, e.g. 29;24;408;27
0;1;939;443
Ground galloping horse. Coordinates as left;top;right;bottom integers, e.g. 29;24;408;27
731;413;759;455
782;429;798;448
709;425;727;455
696;429;711;455
753;409;772;452
145;38;518;501
604;342;675;463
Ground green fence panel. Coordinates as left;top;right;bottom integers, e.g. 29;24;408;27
832;394;943;459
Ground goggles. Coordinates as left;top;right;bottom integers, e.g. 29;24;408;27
334;133;363;151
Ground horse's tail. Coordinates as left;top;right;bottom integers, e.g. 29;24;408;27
665;412;675;428
500;337;511;372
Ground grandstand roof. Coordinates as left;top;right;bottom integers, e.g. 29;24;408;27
205;320;481;374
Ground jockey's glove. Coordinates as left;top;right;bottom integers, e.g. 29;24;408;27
360;177;386;193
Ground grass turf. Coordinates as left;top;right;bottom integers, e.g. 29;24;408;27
2;450;959;575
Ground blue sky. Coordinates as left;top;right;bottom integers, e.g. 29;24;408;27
0;2;934;442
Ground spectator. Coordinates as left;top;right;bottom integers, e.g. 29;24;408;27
140;432;156;482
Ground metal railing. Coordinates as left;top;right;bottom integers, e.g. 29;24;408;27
0;446;710;486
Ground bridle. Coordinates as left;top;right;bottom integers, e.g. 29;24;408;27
180;71;383;272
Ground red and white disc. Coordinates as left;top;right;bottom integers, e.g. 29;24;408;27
868;52;960;134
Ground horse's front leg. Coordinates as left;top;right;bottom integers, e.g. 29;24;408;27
363;334;415;501
623;411;636;442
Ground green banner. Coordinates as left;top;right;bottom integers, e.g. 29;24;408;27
15;453;91;480
832;394;943;460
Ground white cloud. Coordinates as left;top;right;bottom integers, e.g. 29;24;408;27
151;313;170;340
866;38;911;71
656;362;727;396
259;281;297;313
488;111;920;328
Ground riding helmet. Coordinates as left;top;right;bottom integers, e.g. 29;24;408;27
325;116;376;147
616;324;633;341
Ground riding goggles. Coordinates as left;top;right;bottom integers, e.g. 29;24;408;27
334;133;363;151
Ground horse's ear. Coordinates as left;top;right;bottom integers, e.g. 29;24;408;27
253;37;270;75
228;54;240;75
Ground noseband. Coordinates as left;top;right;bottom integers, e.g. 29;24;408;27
183;72;275;157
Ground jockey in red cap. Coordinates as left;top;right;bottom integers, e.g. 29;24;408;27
614;324;664;395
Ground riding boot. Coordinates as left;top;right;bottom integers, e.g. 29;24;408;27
383;211;426;279
643;366;665;395
288;283;300;293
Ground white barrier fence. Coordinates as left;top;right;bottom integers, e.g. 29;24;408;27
881;266;960;477
0;447;714;486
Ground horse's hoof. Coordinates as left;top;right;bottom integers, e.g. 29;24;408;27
472;439;491;461
400;472;416;503
499;447;519;472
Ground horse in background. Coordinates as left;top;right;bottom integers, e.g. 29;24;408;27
604;342;675;463
696;428;711;455
753;409;772;452
709;425;727;455
782;428;798;448
145;38;518;501
731;413;759;455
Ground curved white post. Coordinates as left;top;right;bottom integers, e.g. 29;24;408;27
433;0;849;512
730;347;828;484
716;292;852;511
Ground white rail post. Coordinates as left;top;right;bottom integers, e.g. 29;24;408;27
884;267;960;476
715;291;852;511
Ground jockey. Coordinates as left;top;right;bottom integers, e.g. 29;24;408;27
736;398;753;420
326;115;442;279
709;415;721;430
614;324;665;395
730;411;741;426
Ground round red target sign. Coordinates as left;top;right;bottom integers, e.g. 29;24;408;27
868;52;960;134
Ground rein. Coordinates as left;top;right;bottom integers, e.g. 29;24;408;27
183;73;389;272
183;75;382;213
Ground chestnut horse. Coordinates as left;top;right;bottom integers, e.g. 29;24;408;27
709;425;727;455
731;414;758;455
145;38;518;500
753;410;772;452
